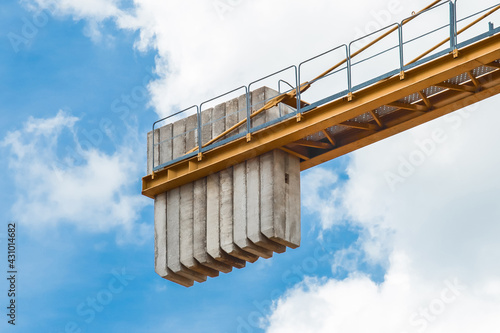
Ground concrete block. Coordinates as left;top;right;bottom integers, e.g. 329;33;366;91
179;183;194;267
219;168;234;252
251;87;266;129
201;108;213;147
260;150;285;242
207;173;246;268
167;188;207;283
223;97;239;140
193;177;233;273
220;167;259;262
246;157;260;244
180;183;219;278
185;114;198;152
154;192;194;287
286;153;301;248
154;192;168;277
264;87;280;123
159;123;173;166
213;102;226;138
273;150;287;240
237;93;249;134
147;129;161;174
206;171;220;260
172;118;186;160
246;156;286;254
233;161;274;259
261;150;291;248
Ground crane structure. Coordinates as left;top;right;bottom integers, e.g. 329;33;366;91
143;1;500;286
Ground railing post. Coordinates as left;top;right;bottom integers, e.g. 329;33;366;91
196;106;202;161
245;87;251;141
450;1;458;57
295;66;302;119
151;123;156;175
398;23;405;80
347;44;353;101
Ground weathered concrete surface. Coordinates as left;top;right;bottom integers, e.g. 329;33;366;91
237;94;248;134
159;123;173;167
285;153;301;248
246;154;287;254
193;177;233;273
149;87;301;287
167;188;207;283
147;129;160;175
233;161;274;259
154;193;194;287
207;172;246;268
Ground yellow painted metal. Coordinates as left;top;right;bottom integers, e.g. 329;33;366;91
142;33;500;199
301;77;500;170
467;71;481;89
407;4;500;66
322;130;336;146
311;0;442;84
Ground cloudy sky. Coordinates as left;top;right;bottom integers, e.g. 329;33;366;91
1;0;500;332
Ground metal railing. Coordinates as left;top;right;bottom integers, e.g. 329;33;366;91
151;0;500;173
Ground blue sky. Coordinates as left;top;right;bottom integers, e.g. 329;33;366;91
0;1;365;332
2;0;500;332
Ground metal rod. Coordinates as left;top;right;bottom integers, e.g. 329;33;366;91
407;4;500;65
278;79;295;93
151;123;155;172
196;105;202;157
151;105;197;172
187;93;290;153
246;89;251;134
398;24;405;75
449;2;457;50
311;0;443;83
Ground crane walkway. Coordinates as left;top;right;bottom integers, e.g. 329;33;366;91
143;0;500;198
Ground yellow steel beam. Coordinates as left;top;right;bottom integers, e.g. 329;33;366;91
434;82;476;92
369;110;384;128
292;139;333;149
340;121;380;131
485;61;500;69
322;130;337;146
301;75;500;170
418;91;433;109
387;101;428;112
467;71;481;89
280;147;310;160
142;33;500;198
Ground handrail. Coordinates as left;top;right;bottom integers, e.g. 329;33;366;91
151;105;197;172
407;4;500;65
310;0;444;85
150;0;500;174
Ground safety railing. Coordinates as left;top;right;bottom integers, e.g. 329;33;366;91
151;0;500;173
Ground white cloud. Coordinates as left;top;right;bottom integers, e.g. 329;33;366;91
25;0;438;118
23;0;500;119
266;252;500;333
265;95;500;332
301;168;341;229
1;111;150;244
26;0;122;21
17;0;500;329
